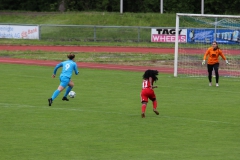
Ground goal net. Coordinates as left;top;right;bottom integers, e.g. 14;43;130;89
174;13;240;77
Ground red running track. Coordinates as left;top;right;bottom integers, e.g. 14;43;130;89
0;57;174;73
0;45;174;54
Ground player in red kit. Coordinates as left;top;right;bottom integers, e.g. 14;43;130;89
140;69;159;118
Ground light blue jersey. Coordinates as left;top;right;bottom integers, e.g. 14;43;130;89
53;60;79;78
49;59;79;103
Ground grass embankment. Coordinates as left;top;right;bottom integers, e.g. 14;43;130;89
0;12;176;47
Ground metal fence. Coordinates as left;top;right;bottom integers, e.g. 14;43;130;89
39;24;169;42
0;23;173;42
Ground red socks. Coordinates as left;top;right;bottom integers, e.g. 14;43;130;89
153;101;157;110
141;104;146;113
142;101;157;113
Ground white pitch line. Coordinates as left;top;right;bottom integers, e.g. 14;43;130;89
0;103;237;125
162;115;235;125
160;85;240;94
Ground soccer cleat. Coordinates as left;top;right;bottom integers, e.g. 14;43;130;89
153;109;159;115
62;96;69;101
48;98;53;106
141;112;145;118
216;83;219;87
209;83;212;86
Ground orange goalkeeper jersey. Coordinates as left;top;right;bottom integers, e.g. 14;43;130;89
203;47;226;65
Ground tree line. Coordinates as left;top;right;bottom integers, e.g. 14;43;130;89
0;0;239;14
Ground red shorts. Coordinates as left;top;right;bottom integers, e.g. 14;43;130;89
140;88;156;102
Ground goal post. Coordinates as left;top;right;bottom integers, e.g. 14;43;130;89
174;13;240;77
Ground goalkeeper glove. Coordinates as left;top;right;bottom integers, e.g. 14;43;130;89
202;60;205;65
225;60;229;64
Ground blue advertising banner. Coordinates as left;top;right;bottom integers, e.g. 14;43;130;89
187;29;240;44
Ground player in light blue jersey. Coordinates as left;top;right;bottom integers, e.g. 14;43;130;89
48;52;79;106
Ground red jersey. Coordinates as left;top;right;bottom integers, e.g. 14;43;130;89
142;78;152;89
141;78;156;102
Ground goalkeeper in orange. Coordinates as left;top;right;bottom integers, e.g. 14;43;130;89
202;41;229;87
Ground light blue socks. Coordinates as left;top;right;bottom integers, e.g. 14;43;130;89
64;86;73;97
51;90;60;100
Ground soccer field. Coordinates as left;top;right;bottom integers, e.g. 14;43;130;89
0;63;239;160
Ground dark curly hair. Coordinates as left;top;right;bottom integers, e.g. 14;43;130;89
67;52;75;60
143;69;159;82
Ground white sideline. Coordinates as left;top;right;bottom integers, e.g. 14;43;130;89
0;103;236;125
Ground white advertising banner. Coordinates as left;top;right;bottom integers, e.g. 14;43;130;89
0;25;39;39
151;28;187;43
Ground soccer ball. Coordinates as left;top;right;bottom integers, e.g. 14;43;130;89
68;91;76;98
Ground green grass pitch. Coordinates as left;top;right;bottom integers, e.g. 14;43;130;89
0;63;239;160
